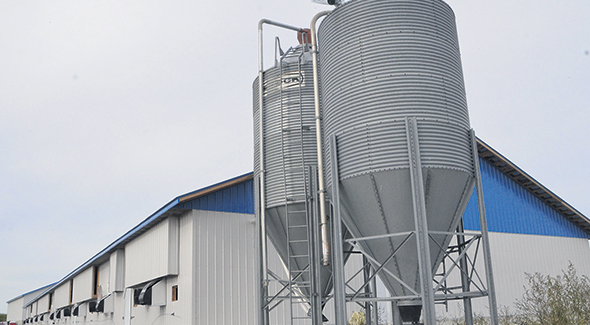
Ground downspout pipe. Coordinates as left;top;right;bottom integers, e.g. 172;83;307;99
310;11;332;266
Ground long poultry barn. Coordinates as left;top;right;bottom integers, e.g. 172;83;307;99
5;140;590;324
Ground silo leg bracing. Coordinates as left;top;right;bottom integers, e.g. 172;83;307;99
317;0;498;323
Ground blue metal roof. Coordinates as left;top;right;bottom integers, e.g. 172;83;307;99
177;176;254;214
475;138;590;232
463;156;589;238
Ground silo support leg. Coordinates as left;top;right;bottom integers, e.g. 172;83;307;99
470;130;499;325
254;176;270;325
329;135;348;325
405;117;437;325
457;222;474;325
362;258;373;325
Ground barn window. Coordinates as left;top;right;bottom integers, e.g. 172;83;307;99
92;266;99;298
69;279;74;304
48;292;53;311
172;285;178;302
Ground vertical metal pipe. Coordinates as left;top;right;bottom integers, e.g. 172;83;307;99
405;117;436;325
257;21;269;325
371;271;378;325
310;10;332;266
124;288;132;325
470;130;499;325
457;221;474;325
329;134;347;325
363;257;372;325
309;166;323;325
254;176;268;325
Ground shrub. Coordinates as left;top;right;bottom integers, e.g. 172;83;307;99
515;263;590;325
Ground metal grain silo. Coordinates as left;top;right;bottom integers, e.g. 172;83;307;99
253;42;349;322
318;0;476;321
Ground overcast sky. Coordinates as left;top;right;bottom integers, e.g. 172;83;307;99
1;0;589;312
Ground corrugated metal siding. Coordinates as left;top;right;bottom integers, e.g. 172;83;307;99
109;249;125;292
72;267;93;303
177;211;194;325
437;232;590;317
463;157;588;238
322;253;367;325
488;233;590;311
125;218;175;286
53;282;69;308
37;295;49;313
177;179;254;214
98;261;110;294
122;211;201;325
6;297;24;322
32;301;38;317
193;209;257;325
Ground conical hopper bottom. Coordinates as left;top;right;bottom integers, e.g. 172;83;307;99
336;167;474;297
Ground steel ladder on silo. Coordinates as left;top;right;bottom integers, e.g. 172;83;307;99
279;53;316;325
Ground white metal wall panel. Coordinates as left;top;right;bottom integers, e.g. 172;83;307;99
438;232;590;318
31;301;38;317
118;213;192;325
489;232;590;310
193;210;257;325
168;216;179;275
80;292;123;324
110;249;125;292
175;210;194;325
7;297;24;322
37;294;50;313
324;253;366;324
73;267;94;303
53;282;70;308
98;261;110;295
125;218;179;286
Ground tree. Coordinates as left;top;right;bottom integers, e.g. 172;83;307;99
0;313;6;321
515;263;590;325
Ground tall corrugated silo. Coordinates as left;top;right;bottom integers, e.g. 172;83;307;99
316;0;489;322
253;35;352;323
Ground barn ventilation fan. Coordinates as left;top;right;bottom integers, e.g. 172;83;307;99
97;298;105;313
73;302;87;317
88;300;97;313
135;279;166;306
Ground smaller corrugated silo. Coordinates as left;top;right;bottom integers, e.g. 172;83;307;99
253;37;350;320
